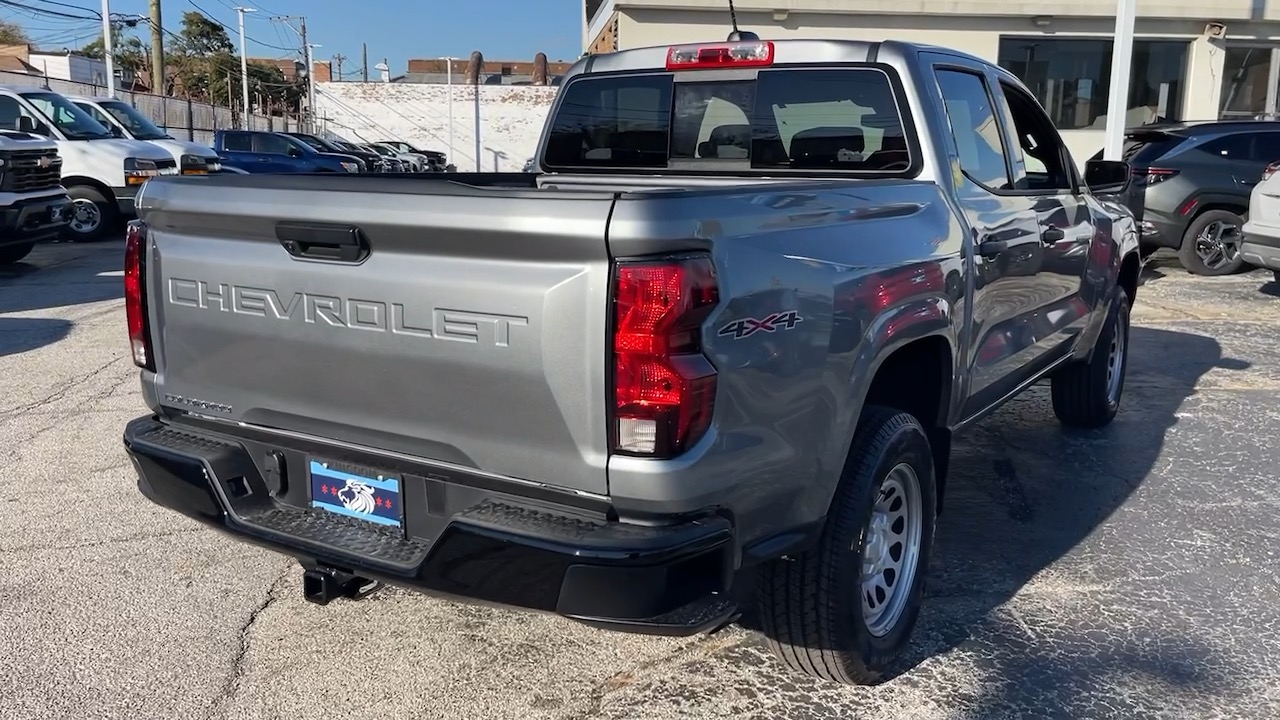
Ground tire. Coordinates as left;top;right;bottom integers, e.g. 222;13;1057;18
0;241;35;264
63;184;118;243
1178;209;1246;276
1051;290;1131;429
758;406;938;685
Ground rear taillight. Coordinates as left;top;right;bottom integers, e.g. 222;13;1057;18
611;256;719;457
1263;162;1280;182
666;40;775;70
1143;167;1179;185
124;220;154;370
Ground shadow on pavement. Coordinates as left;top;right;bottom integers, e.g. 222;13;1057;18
0;317;73;357
733;325;1247;706
0;242;123;315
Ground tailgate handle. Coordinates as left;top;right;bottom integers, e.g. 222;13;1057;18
276;222;369;263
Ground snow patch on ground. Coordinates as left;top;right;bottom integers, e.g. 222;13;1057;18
314;82;559;172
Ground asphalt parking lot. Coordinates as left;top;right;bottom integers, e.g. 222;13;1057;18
1;240;1278;720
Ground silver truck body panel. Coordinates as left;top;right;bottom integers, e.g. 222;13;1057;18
133;37;1138;554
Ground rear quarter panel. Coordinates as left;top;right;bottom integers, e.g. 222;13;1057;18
606;180;966;549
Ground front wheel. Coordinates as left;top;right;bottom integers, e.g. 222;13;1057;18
1051;290;1131;428
1178;209;1246;276
63;184;118;243
757;406;937;685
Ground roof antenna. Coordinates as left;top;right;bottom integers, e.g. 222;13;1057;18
726;0;759;42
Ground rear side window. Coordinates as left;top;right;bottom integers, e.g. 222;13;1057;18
1188;133;1252;160
542;67;914;174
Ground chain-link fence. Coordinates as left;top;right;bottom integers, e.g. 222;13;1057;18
0;70;301;144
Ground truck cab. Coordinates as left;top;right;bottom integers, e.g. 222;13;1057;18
65;95;223;177
212;130;364;174
0;129;70;263
0;86;176;242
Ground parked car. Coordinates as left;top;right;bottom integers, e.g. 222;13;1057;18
369;142;426;172
0;129;71;263
1240;161;1280;281
378;139;448;170
66;95;222;176
0;85;176;242
121;37;1140;686
282;132;385;172
359;142;407;172
1091;119;1280;276
212;130;364;174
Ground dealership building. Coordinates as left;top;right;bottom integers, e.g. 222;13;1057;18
582;0;1280;163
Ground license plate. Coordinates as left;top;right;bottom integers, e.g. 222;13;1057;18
309;459;403;529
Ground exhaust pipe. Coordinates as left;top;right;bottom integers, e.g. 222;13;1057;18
302;564;384;605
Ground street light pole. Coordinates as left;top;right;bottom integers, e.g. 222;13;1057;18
100;0;115;97
1103;0;1137;160
235;6;255;129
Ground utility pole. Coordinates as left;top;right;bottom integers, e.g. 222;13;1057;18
333;53;345;81
100;0;115;97
362;43;368;82
148;0;163;95
441;56;456;164
305;42;319;132
235;7;255;129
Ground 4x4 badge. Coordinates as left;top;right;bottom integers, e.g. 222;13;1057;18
717;310;803;339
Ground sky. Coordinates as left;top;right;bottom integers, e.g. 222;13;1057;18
3;0;583;77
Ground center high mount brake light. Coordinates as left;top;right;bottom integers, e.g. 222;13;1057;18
666;40;775;70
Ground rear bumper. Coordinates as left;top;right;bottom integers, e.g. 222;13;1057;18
123;415;738;635
1241;223;1280;270
0;193;71;244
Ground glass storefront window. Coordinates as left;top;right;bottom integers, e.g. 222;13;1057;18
1220;46;1277;119
997;38;1188;130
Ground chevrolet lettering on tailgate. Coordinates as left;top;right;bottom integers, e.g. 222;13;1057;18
166;277;530;346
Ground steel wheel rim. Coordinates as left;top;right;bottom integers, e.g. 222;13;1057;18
1195;220;1241;270
1106;305;1128;404
69;199;101;234
859;462;924;638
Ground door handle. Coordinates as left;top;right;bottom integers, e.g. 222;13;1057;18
277;221;370;263
1041;226;1065;244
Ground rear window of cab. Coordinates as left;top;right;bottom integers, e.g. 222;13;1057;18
541;67;917;175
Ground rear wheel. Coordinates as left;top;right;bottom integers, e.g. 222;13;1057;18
757;406;937;685
1051;290;1131;428
0;241;35;264
1178;209;1246;276
63;184;118;243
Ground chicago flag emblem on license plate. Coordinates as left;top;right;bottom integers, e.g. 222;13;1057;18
309;460;403;528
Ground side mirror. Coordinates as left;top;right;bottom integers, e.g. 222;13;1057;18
1084;159;1131;193
17;116;36;133
110;125;124;138
287;146;302;157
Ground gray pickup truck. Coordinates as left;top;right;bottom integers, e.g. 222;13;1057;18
121;36;1140;685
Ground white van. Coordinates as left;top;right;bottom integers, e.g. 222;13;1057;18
65;95;222;176
0;86;177;242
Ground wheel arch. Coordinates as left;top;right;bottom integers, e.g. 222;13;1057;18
62;176;117;204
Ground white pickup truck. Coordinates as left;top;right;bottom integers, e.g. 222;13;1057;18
0;86;176;242
0;129;70;263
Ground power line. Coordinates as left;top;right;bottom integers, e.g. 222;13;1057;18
185;0;297;53
0;0;96;21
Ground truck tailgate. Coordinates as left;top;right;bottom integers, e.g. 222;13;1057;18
138;177;616;496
